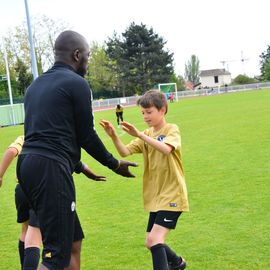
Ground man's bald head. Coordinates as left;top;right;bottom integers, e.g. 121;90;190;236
54;30;90;76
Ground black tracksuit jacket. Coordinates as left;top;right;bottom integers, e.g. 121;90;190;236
22;62;118;172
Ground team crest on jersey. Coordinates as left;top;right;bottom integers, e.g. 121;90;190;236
157;135;166;142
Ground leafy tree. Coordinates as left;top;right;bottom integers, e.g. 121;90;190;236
15;58;33;96
185;55;200;85
0;47;17;99
0;15;69;99
259;45;270;80
32;15;70;72
232;74;257;85
86;42;119;98
106;23;174;95
170;73;186;91
261;59;270;81
0;51;7;98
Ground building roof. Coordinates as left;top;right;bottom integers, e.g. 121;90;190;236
199;69;231;77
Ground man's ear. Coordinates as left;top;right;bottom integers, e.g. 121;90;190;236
73;49;80;62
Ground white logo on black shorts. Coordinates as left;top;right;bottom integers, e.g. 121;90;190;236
71;201;76;212
164;218;173;222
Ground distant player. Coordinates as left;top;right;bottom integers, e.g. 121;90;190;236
116;104;124;127
100;89;189;270
169;92;175;103
0;135;107;269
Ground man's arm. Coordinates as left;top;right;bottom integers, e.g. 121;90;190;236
74;161;106;181
0;147;19;187
72;82;137;177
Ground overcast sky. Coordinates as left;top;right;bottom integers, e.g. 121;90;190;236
1;0;269;78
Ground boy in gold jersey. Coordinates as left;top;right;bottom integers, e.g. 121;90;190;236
100;90;189;270
0;136;106;269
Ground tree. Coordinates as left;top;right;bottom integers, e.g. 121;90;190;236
15;58;33;96
86;42;119;98
232;74;257;85
0;15;69;99
106;23;174;95
259;45;270;80
0;45;17;99
173;74;186;91
261;59;270;81
185;55;200;85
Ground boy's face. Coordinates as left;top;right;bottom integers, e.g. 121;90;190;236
140;106;166;127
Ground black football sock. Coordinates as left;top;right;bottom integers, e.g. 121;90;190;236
23;247;40;270
18;240;25;269
163;244;181;266
150;243;169;270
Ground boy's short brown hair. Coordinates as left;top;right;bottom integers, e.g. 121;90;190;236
137;89;168;113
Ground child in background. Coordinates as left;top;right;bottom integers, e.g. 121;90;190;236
100;89;189;270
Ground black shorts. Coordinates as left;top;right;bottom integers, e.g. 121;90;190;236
146;211;182;232
15;184;39;227
17;154;84;269
116;112;123;118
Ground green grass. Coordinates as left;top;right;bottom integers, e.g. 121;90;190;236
0;89;270;269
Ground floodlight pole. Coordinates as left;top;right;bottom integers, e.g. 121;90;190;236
24;0;38;79
3;43;16;125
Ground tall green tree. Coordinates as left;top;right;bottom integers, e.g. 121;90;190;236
171;74;186;91
106;23;174;95
232;74;257;85
185;55;200;85
0;51;7;98
86;42;118;98
15;58;33;96
262;59;270;81
0;15;69;99
260;45;270;80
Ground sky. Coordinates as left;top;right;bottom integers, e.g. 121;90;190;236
1;0;269;78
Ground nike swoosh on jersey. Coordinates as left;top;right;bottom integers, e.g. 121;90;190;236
164;218;173;222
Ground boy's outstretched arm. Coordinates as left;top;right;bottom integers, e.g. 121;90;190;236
122;121;173;155
0;147;19;187
100;120;130;157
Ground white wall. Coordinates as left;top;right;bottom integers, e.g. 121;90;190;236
201;74;232;87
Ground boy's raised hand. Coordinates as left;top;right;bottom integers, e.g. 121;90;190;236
100;120;117;137
121;121;140;137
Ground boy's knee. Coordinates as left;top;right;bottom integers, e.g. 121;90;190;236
145;235;156;249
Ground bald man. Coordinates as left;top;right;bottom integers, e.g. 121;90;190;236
17;30;137;270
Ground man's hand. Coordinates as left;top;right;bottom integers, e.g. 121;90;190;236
82;164;106;181
113;160;138;178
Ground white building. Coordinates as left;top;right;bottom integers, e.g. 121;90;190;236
199;69;232;88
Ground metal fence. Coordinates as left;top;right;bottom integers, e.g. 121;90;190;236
1;82;270;127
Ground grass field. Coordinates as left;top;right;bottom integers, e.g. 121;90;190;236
0;89;270;269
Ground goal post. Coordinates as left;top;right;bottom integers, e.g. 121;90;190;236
157;83;178;101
